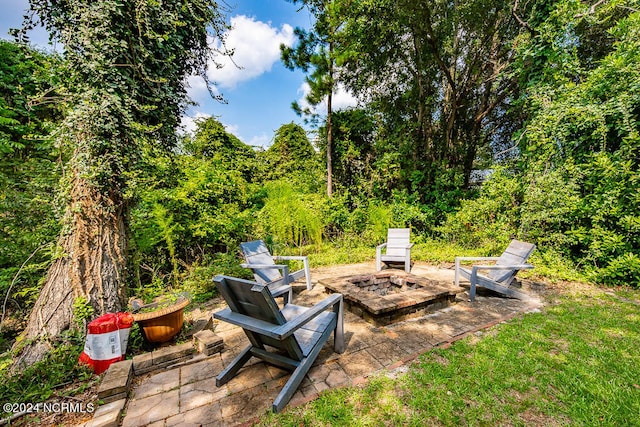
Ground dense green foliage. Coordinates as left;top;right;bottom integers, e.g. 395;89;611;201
264;122;321;184
0;330;95;410
445;0;640;285
0;41;62;327
518;3;640;285
129;117;255;294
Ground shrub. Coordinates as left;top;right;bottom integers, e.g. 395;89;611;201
437;169;520;248
593;253;640;287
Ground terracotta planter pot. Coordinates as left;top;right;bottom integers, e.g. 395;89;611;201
132;297;189;343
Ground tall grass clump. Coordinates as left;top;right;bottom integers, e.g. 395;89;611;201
258;181;323;247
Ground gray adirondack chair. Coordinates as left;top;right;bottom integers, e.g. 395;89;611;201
240;240;312;304
376;228;413;273
454;240;536;301
212;275;345;413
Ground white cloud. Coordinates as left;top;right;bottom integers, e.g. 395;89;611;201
180;112;211;135
180;112;237;136
247;134;271;148
296;82;358;116
223;123;241;139
185;75;218;103
180;16;298;148
208;15;295;89
333;85;360;110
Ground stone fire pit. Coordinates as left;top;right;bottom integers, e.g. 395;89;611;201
320;271;465;326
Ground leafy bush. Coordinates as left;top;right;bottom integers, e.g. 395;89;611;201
363;192;429;243
437;169;520;249
129;125;257;289
365;202;393;242
0;41;63;318
592;253;640;287
511;6;640;285
518;163;581;251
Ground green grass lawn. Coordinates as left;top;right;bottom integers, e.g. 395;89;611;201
256;286;640;426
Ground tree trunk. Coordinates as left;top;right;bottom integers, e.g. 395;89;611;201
326;40;335;198
327;91;333;198
12;173;127;369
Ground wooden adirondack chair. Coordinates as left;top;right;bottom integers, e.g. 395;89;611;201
212;275;345;413
376;228;413;273
454;240;536;301
240;240;312;304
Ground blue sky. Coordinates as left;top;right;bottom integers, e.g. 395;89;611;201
0;0;356;148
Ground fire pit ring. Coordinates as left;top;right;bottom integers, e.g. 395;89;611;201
320;271;464;326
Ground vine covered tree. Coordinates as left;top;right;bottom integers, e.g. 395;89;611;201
12;0;229;368
265;122;317;180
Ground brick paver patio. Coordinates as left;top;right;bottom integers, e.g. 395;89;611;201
115;261;542;427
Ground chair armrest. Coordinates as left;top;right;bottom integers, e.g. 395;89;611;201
240;263;289;270
274;256;308;261
455;257;500;271
276;294;343;339
455;257;500;286
406;243;414;249
455;256;500;262
471;264;534;271
376;243;387;250
275;256;312;290
213;308;282;339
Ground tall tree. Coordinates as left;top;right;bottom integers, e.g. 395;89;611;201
281;0;341;197
12;0;229;368
318;108;376;195
336;0;533;191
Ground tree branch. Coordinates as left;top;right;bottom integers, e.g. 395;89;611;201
422;7;457;93
574;0;608;18
1;245;45;333
512;0;536;35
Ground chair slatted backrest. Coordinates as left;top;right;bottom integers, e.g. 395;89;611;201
385;228;411;257
487;240;536;283
240;240;282;284
214;276;304;360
